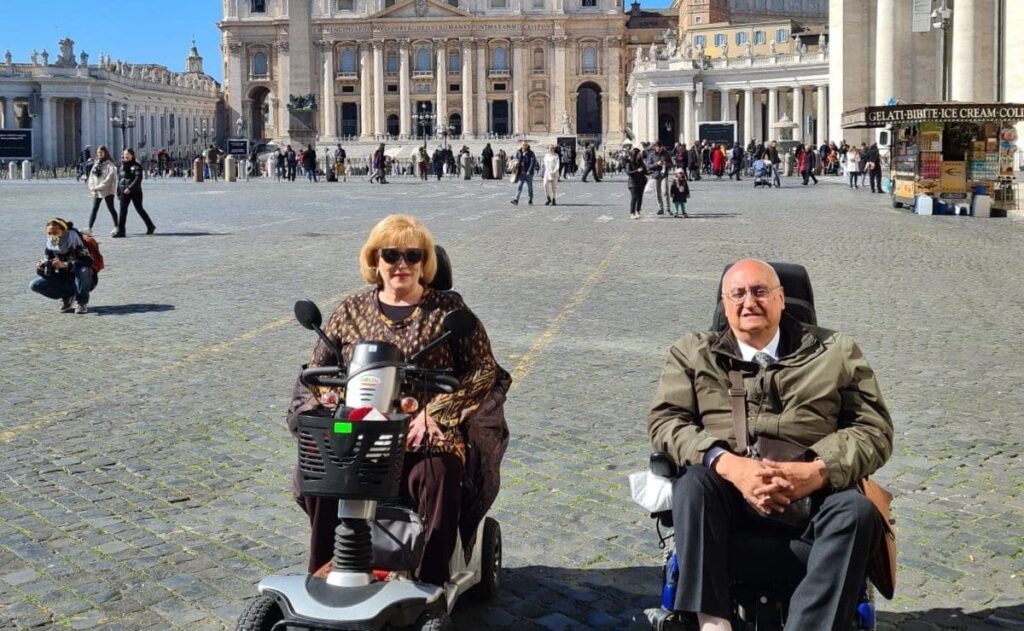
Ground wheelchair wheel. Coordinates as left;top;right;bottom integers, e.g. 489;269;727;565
412;607;453;631
472;517;502;601
234;595;283;631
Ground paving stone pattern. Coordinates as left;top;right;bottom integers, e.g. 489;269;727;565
0;172;1022;630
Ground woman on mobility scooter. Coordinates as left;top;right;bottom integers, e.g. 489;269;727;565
288;214;509;588
641;259;894;631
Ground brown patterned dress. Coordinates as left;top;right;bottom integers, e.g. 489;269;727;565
307;286;499;461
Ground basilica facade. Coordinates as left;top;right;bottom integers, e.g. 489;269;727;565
219;0;629;149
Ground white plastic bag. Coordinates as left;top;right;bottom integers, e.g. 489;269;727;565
628;470;674;513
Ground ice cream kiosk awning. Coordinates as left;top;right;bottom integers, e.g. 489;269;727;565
842;103;1024;216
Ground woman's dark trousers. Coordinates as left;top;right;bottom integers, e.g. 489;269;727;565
89;195;118;229
629;185;644;215
117;190;155;236
671;465;882;630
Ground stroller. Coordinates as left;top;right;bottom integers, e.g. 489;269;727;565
752;159;772;188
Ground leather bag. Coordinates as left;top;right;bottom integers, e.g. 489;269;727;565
860;477;897;599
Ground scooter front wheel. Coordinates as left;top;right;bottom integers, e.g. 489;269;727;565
235;594;284;631
412;608;453;631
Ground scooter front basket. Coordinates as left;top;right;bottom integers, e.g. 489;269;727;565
296;410;409;500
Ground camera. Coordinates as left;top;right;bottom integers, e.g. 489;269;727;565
37;259;55;278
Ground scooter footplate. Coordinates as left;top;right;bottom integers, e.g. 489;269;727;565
258;574;443;628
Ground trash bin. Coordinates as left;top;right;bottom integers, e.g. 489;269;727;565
9;162;19;180
461;154;472;180
493;156;505;180
784;152;794;177
225;155;237;182
193;157;205;183
21;160;33;180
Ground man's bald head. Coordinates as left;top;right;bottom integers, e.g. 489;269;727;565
721;259;785;348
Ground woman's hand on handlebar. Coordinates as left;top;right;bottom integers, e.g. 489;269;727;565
407;410;444;450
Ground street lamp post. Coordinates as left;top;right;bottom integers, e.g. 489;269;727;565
193;120;211;150
110;105;135;151
413;102;436;148
931;0;952;101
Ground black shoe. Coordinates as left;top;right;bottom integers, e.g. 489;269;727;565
528;200;533;205
146;225;156;235
111;233;125;238
551;199;556;206
657;209;664;215
510;199;518;206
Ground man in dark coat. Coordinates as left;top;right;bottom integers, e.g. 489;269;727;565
580;142;601;182
302;145;318;182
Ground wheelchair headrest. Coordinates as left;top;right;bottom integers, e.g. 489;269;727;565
429;244;453;291
711;261;816;331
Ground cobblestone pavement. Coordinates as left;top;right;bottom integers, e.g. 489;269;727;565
1;171;1022;631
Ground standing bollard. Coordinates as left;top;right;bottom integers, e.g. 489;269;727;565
193;157;205;182
461;154;472;180
8;161;18;180
21;160;33;180
225;155;237;182
492;156;504;180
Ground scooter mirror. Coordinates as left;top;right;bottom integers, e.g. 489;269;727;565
294;300;323;330
443;309;477;339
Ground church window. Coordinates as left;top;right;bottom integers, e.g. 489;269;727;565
492;46;508;71
340;49;357;74
490;0;508;8
337;0;355;10
449;51;461;73
735;32;748;46
252;52;268;77
415;48;431;72
251;0;267;13
582;0;597;7
776;29;788;43
533;48;544;71
447;0;458;5
387;53;398;75
714;33;726;47
532;0;544;8
754;31;765;45
581;46;597;73
694;35;706;48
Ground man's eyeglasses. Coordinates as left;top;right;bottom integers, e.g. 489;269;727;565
723;285;780;304
379;248;425;265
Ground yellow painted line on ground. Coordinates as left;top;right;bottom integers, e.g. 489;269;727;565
510;232;627;388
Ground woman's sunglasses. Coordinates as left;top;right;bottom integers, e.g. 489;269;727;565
379;248;425;265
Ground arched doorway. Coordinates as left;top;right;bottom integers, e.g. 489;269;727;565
658;112;677;148
248;87;271;140
387;114;400;137
576;82;602;136
449;113;462;136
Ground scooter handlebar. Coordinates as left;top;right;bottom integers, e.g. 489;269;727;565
300;366;346;388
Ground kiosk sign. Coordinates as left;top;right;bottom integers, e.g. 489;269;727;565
0;130;33;160
227;139;249;157
843;103;1024;128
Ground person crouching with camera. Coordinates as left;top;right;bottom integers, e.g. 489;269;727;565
30;218;95;314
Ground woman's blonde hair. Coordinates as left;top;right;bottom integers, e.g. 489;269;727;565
359;214;437;286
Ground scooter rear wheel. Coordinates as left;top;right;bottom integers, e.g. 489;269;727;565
472;517;502;601
412;608;453;631
235;594;284;631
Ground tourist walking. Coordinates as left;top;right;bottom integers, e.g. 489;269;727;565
509;141;537;206
627;147;647;219
846;145;862;188
669;168;690;218
580;142;601;182
84;145;118;236
543;145;561;206
303;145;318;182
274;148;285;181
372;144;388;184
432;147;444;181
285;145;298;181
418;146;430;180
113;148;155;238
647;142;671;214
766;141;782;188
728;143;743;181
863;143;883;193
798;144;819;185
204;145;219;181
712;144;726;178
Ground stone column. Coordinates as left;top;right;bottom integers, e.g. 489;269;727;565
605;36;623;141
435;39;448;136
720;89;731;121
3;97;14;129
683;89;695;144
276;41;291;139
227;42;245;129
476;41;488;135
950;0;976;102
767;87;778;141
743;88;754;145
816;85;828;145
373;42;385;137
322;42;337;138
81;97;94;150
360;43;373;139
41;96;55;166
399;41;411;138
874;0;896;104
512;38;527;135
647;91;658;143
792;86;803;143
552;37;567;135
461;39;474;138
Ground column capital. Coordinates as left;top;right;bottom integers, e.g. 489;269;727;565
316;40;332;52
459;37;475;47
398;39;411;51
226;41;243;54
372;40;386;51
604;36;622;47
551;36;569;48
433;38;448;47
275;40;290;53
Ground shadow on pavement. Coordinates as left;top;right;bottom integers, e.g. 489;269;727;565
147;231;230;237
877;603;1024;630
91;304;176;316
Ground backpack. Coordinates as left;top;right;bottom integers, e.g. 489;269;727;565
73;229;104;274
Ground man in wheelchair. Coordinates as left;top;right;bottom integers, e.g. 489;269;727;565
646;259;893;630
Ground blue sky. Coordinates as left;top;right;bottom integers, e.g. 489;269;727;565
0;0;673;83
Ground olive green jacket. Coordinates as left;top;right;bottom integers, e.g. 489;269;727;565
646;316;893;491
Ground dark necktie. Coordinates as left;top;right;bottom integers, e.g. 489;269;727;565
753;351;775;368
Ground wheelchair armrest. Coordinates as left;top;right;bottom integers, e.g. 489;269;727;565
649;451;679;480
